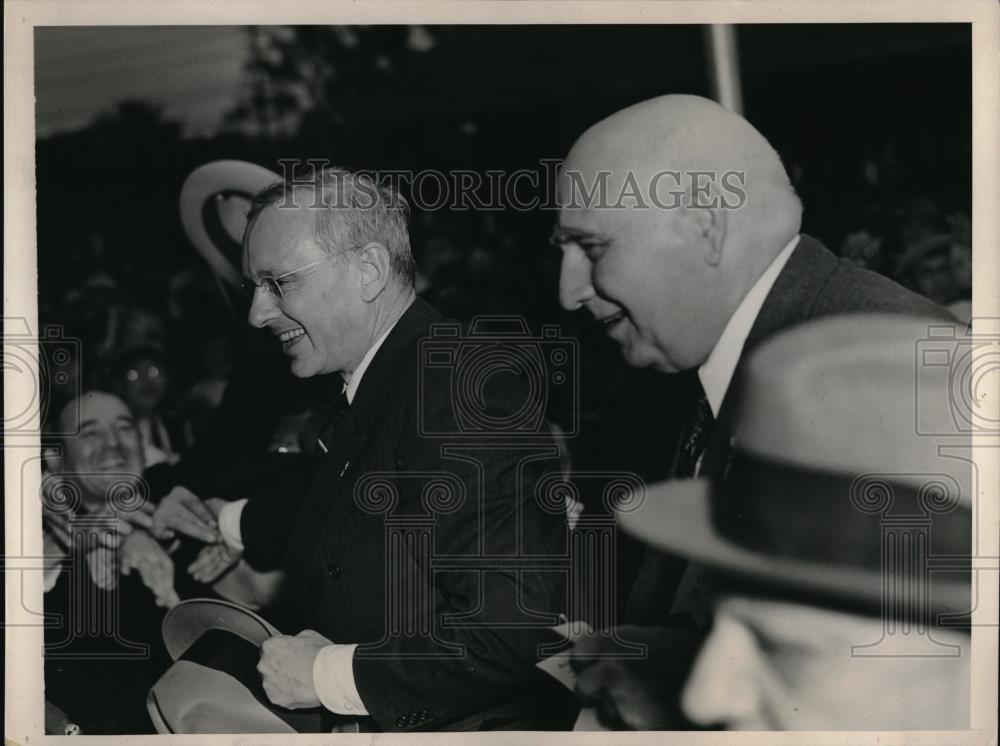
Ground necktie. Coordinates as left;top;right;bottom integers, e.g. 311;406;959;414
317;389;350;454
674;389;714;478
624;383;715;624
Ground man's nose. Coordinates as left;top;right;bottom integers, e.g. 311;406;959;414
558;247;595;311
98;427;122;453
247;286;278;329
681;615;761;729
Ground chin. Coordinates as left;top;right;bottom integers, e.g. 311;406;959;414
621;340;672;372
287;351;321;378
289;360;318;378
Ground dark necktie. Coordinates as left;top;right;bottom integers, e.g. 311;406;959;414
674;389;714;478
317;389;350;454
624;383;715;624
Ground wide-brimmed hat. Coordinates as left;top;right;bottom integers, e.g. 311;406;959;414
147;598;334;733
617;314;972;621
179;160;280;289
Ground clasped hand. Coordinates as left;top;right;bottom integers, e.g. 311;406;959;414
150;487;242;583
569;625;705;730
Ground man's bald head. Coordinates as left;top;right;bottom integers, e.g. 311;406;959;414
564;94;801;241
555;95;802;372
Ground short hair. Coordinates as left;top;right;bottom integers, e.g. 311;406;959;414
41;388;125;442
245;165;416;286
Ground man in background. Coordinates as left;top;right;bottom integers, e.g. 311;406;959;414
618;315;971;730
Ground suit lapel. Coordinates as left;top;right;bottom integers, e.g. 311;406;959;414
742;235;838;354
704;235;839;476
320;297;441;478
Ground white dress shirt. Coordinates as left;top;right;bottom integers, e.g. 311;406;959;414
697;234;799;417
671;235;799;624
217;312;406;717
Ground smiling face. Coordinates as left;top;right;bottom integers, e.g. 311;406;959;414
115;354;168;416
681;595;970;730
555;162;720;373
57;391;145;511
243;202;369;379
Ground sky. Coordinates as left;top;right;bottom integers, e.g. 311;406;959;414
34;26;250;138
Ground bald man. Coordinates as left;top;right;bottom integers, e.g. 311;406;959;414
555;95;953;729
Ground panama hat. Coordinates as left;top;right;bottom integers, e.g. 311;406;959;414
147;598;336;733
617;314;973;621
178;160;280;289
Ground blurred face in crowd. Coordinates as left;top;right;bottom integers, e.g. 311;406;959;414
911;248;957;305
54;391;145;512
555;159;719;373
243;201;368;378
681;595;970;730
115;354;168;417
947;212;972;294
950;240;972;294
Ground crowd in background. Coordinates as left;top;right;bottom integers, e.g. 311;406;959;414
37;170;973;483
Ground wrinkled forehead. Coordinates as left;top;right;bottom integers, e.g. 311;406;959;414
59;391;132;432
556;142;683;238
243;200;324;275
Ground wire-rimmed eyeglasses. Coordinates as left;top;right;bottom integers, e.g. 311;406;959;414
241;256;335;302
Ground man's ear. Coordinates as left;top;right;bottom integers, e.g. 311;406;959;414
356;242;391;302
688;207;727;267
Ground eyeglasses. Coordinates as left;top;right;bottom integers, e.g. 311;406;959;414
242;257;333;302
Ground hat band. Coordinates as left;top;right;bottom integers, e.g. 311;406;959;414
712;450;971;577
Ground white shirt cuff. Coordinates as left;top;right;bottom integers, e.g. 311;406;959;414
313;643;368;715
217;499;247;552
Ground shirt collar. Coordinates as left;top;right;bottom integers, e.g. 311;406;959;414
698;234;800;417
342;309;408;404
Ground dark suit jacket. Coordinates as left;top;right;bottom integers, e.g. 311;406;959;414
625;234;956;622
44;553;171;734
240;298;572;731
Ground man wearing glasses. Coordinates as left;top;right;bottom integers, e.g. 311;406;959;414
151;167;571;732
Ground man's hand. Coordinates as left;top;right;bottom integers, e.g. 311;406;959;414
258;630;332;709
120;529;181;608
42;491;154;551
188;541;242;584
570;625;704;730
85;545;118;591
150;486;219;543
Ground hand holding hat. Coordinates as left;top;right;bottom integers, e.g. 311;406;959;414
258;630;333;710
149;599;340;733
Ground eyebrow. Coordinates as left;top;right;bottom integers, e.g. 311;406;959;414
79;416;136;429
548;225;609;246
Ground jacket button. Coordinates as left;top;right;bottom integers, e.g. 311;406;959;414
327;564;340;580
418;709;429;721
393;716;406;729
